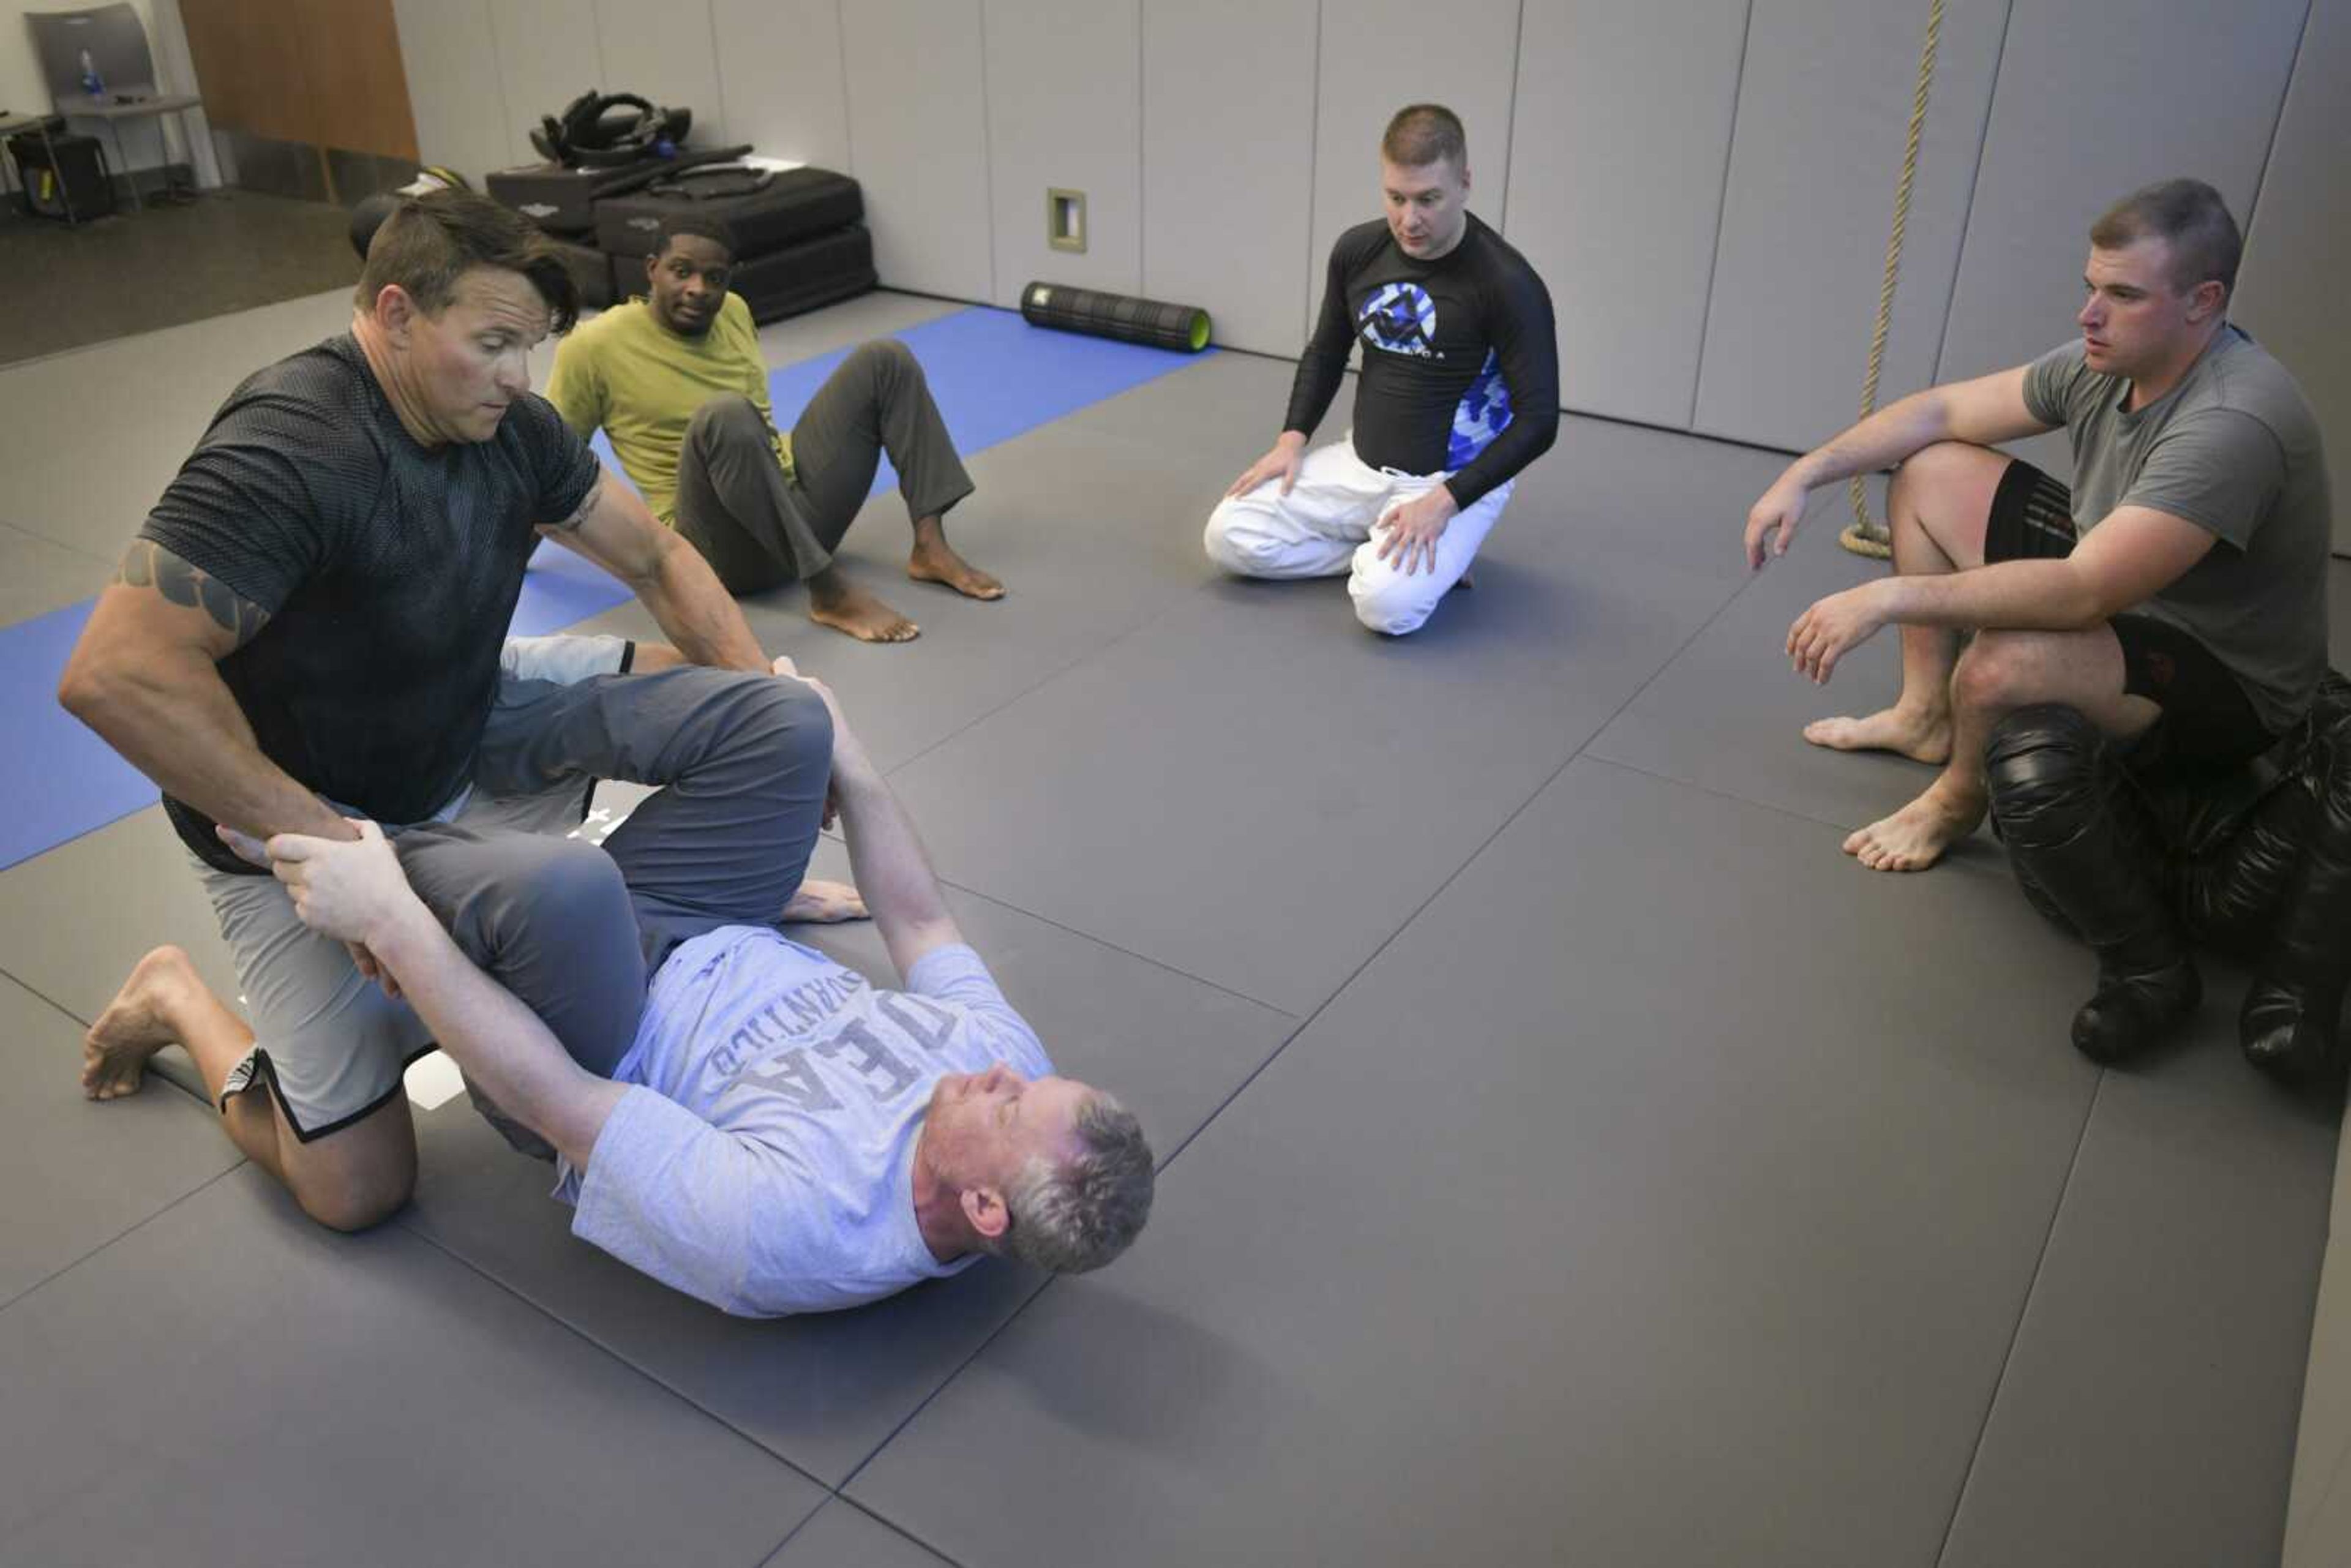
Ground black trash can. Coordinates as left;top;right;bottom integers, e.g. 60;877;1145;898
9;123;116;221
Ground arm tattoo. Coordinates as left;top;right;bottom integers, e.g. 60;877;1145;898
115;540;271;645
548;477;604;534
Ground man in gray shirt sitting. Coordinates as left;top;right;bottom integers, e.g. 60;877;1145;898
1739;179;2331;1046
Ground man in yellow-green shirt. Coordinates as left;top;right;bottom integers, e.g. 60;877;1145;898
547;215;1001;642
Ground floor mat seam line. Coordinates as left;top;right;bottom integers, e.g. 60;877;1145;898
391;1217;832;1490
746;1498;831;1567
1148;568;1758;1175
874;583;1217;780
1576;751;1899;841
0;1160;248;1316
828;1493;972;1567
0;513;118;569
919;869;1303;1018
1930;1069;2109;1566
3;964;119;1030
833;1277;1060;1495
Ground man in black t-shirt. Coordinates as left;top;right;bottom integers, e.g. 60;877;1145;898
1205;103;1559;635
58;192;790;1233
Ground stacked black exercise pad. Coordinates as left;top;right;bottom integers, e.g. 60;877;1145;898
595;165;874;324
489;151;748;312
485;89;754;312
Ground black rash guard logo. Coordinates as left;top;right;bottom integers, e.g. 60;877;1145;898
1358;282;1441;359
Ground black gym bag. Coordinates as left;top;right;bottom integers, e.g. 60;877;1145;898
594;165;864;260
607;225;876;326
530;90;691;168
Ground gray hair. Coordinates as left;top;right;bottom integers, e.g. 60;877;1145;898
1002;1091;1154;1274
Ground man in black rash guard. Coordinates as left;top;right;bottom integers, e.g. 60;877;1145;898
57;191;811;1235
1205;103;1559;635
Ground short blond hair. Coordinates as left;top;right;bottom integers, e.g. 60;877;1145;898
1382;104;1466;171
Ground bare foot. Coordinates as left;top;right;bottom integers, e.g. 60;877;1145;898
782;878;869;924
907;536;1005;601
1842;783;1985;872
83;945;196;1100
808;575;920;643
1802;703;1952;765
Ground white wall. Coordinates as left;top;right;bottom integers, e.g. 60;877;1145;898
380;0;2351;483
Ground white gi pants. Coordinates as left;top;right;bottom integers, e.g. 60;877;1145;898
1202;433;1513;636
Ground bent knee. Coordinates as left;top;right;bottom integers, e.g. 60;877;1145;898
291;1160;416;1233
687;393;767;444
516;836;631;910
1890;439;2001;504
1953;631;2068;713
851;337;920;381
1204;500;1281;576
696;671;834;792
1349;579;1434;637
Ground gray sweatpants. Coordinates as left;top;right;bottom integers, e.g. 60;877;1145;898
202;645;831;1142
673;338;977;593
413;660;834;1073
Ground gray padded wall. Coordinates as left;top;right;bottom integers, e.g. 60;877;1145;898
486;0;604;170
984;0;1143;307
1691;0;2009;452
709;0;853;170
1141;0;1319;357
842;0;995;302
1504;0;1748;430
2232;0;2351;554
392;0;512;182
1305;0;1523;343
1935;0;2306;389
593;0;729;149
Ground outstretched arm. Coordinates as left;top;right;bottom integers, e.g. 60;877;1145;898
261;822;627;1167
1745;366;2052;567
779;672;964;975
539;474;768;674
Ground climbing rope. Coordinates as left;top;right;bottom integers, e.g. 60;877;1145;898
1841;0;1946;560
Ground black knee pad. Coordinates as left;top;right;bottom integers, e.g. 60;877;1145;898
1985;704;2109;850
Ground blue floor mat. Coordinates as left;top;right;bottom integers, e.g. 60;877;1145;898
12;305;1205;870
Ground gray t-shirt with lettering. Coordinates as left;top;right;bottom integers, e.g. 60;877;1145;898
2023;326;2331;733
553;929;1052;1317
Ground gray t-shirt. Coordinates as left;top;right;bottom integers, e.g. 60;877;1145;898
553;929;1052;1317
2022;326;2331;733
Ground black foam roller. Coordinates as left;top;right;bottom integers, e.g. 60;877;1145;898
1020;282;1210;353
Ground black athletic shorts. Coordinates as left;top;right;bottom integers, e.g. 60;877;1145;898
1984;458;2273;775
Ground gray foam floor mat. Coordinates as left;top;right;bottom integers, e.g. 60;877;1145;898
0;1166;823;1567
0;290;2336;1566
846;757;2129;1566
762;1499;953;1567
0;972;238;1309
